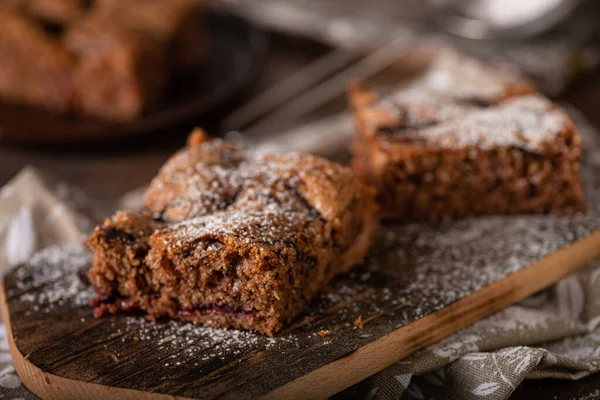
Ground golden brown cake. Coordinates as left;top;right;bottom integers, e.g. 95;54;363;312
0;0;205;120
0;10;75;111
86;130;378;335
92;0;206;71
64;14;167;121
350;81;586;222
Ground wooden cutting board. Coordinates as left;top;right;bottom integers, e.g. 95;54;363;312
3;113;600;400
2;192;600;400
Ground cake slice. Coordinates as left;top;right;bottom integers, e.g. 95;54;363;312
87;130;378;335
63;10;167;121
349;88;586;222
0;10;75;112
400;49;537;104
350;50;537;171
92;0;206;71
61;0;204;120
0;0;87;24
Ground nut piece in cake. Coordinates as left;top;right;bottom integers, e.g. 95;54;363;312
87;131;378;335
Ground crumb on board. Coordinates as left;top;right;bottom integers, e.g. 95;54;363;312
318;330;328;337
354;315;364;329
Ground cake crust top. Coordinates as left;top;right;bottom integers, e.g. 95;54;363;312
379;95;575;153
142;137;365;224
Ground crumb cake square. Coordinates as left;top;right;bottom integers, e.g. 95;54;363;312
92;0;206;71
26;0;87;24
350;84;586;222
0;10;75;111
87;130;378;335
63;7;168;120
349;50;537;174
0;0;203;120
60;0;204;119
64;25;166;121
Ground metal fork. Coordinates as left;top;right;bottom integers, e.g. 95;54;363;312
221;36;416;156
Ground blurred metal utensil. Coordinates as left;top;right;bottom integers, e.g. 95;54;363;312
430;0;581;39
221;48;360;132
223;36;415;140
252;111;354;157
246;37;412;134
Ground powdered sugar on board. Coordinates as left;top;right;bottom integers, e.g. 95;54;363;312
7;160;599;370
3;116;600;398
10;241;94;311
4;183;600;398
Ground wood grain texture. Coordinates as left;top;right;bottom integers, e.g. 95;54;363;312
0;291;188;400
3;120;600;400
2;194;600;400
264;229;600;400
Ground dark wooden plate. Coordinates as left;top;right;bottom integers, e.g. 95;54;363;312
0;10;267;146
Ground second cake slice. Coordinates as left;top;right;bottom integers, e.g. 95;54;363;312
350;85;586;222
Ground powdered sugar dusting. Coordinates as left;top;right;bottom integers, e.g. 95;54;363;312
143;140;356;223
5;117;600;395
379;94;569;152
167;209;319;246
364;50;570;152
13;241;94;310
413;95;569;151
8;139;600;348
117;317;286;361
383;89;474;125
573;389;600;400
393;49;529;106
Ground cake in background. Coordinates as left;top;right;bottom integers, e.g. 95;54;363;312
0;0;206;121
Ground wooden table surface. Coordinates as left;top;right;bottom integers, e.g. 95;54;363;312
1;34;600;400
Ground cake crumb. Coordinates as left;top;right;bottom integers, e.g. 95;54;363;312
318;330;328;337
134;336;140;343
354;315;364;329
187;128;209;147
